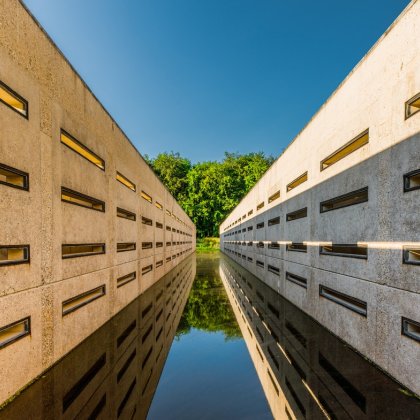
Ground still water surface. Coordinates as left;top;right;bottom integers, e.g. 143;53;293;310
0;253;419;419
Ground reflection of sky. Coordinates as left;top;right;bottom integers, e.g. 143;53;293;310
148;328;272;420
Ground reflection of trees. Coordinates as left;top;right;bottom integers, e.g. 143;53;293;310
177;264;241;341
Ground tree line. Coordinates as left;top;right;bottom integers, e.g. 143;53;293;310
145;151;274;237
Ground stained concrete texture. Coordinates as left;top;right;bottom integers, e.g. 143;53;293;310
0;0;195;405
220;0;420;395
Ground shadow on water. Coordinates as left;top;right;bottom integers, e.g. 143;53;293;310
0;253;419;419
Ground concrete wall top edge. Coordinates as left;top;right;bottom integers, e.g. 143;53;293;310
220;0;420;232
14;0;193;226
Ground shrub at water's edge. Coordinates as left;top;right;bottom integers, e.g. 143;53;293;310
196;237;220;252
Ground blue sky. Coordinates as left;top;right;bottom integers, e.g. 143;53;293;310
24;0;410;163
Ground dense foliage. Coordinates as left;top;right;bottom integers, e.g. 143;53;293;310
145;151;274;237
176;255;241;340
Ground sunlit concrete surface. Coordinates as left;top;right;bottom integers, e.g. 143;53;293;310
220;0;420;394
0;0;195;405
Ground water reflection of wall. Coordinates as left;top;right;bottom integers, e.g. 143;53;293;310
220;255;420;420
0;255;196;419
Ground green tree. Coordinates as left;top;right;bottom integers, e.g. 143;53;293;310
147;151;273;237
146;152;191;202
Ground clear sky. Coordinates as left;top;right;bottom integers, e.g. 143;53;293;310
24;0;410;163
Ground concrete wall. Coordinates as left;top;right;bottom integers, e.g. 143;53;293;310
220;255;420;419
0;0;195;405
220;1;420;394
0;255;195;418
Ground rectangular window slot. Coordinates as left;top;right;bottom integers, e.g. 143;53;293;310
0;317;31;349
166;242;171;247
247;226;253;231
142;242;153;250
321;129;369;171
268;302;280;318
268;242;279;250
0;80;28;117
319;352;366;413
116;171;136;191
62;285;106;316
88;394;106;419
117;272;136;288
142;303;153;318
61;187;105;212
166;257;171;262
286;207;307;221
403;247;420;265
285;378;306;417
257;242;264;248
268;265;280;276
61;130;105;170
117;349;136;383
242;228;246;232
156;326;163;342
166;225;171;231
405;92;420;119
320;187;368;213
247;257;253;262
286;272;307;288
285;320;306;349
402;317;420;343
256;260;264;268
0;163;29;190
0;245;30;266
156;260;163;268
155;201;163;210
287;171;308;192
319;285;367;316
403;169;420;192
268;217;280;226
117;378;136;418
256;222;264;229
248;210;253;216
62;353;106;413
142;265;153;275
268;191;280;203
117;243;136;252
172;228;176;232
142;346;153;369
62;243;105;259
247;242;253;247
286;243;307;253
117;207;136;221
257;202;265;211
242;214;246;220
141;191;152;203
256;345;264;361
142;217;153;226
156;308;163;322
117;320;136;348
156;242;163;248
142;324;153;343
156;222;163;229
320;244;367;259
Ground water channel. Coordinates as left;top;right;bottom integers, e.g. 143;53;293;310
0;253;419;419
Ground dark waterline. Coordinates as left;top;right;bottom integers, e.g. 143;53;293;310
0;253;419;419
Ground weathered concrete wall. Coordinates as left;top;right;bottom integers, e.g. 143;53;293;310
220;256;419;419
0;255;195;418
220;1;420;394
0;0;195;405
